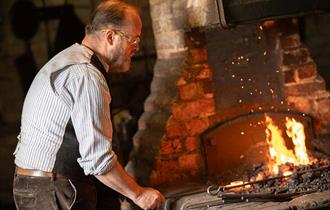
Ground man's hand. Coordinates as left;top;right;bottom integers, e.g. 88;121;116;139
133;187;165;210
95;161;164;209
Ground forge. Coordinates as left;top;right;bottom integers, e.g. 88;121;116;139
160;112;330;210
128;1;330;209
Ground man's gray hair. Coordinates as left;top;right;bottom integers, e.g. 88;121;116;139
85;0;138;34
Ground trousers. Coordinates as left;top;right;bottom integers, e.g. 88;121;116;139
13;174;97;210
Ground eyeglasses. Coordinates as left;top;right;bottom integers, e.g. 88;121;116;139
101;28;140;45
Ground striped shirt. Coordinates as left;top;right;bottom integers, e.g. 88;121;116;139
14;43;117;175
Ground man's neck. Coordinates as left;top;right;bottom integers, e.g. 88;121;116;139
81;36;109;72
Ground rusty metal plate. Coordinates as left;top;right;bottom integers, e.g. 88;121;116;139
206;25;286;120
216;0;330;27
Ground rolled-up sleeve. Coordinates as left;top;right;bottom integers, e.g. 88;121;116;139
67;64;117;175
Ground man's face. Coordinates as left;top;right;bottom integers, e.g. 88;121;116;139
108;10;142;72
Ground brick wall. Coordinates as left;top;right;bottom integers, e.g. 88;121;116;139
129;0;219;185
149;27;216;185
281;19;330;136
128;0;187;185
304;13;330;90
146;18;330;186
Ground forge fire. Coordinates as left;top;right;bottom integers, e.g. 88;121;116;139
161;111;329;209
207;114;330;204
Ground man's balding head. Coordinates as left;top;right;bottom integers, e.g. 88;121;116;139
85;0;140;35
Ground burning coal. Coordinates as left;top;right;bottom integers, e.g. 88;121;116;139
215;114;329;196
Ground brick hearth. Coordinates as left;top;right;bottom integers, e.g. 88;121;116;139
128;1;330;188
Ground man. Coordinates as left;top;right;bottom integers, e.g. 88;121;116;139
13;1;164;209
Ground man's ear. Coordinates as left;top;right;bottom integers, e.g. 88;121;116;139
105;30;114;45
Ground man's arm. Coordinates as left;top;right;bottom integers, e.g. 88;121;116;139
68;67;164;208
95;160;164;209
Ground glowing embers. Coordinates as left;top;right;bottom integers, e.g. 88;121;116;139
224;114;315;192
224;180;251;191
265;114;312;175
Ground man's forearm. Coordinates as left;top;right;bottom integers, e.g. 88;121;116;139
95;160;164;209
95;160;142;201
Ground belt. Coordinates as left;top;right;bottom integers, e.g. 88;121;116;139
15;166;67;179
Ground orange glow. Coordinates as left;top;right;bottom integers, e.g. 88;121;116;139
225;180;251;191
265;115;311;175
255;173;265;181
283;171;293;176
224;115;314;190
225;180;244;188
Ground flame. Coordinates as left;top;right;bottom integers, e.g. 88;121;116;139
255;173;265;181
283;171;293;177
265;115;310;175
224;115;313;191
285;117;310;165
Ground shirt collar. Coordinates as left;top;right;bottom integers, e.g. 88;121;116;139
80;43;109;72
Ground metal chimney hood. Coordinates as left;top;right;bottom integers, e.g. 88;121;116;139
216;0;330;28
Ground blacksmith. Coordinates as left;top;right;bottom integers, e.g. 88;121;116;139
13;1;164;209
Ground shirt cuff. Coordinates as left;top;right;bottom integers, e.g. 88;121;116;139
80;151;118;175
